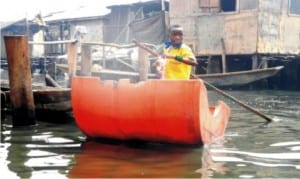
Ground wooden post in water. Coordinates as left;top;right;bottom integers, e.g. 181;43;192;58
221;38;227;73
4;35;36;126
138;47;148;81
80;44;92;76
67;41;78;87
1;91;6;120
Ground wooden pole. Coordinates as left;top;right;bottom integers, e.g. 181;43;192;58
4;35;36;126
80;44;92;76
1;91;6;120
132;40;152;81
67;41;78;87
221;38;227;73
138;47;148;81
45;73;62;88
102;46;106;68
132;39;159;57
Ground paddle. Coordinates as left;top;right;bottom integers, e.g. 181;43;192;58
190;74;273;122
132;39;273;122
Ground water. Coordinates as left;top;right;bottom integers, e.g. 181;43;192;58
1;90;300;178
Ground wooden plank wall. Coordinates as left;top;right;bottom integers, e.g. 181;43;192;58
257;0;300;54
169;0;300;56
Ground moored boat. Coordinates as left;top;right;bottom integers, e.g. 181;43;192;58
196;66;284;87
71;77;231;144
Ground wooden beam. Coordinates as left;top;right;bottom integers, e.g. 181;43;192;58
29;39;77;45
82;42;157;49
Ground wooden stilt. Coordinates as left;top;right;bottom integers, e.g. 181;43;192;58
4;35;36;126
221;38;227;73
252;54;258;69
207;56;221;74
1;91;6;120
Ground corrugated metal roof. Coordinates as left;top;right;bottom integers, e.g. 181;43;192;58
106;0;163;8
43;6;110;22
1;18;26;29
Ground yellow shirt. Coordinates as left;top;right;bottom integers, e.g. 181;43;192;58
163;44;196;80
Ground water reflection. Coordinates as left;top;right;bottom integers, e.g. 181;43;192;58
2;120;228;178
211;148;300;169
1;121;82;179
206;90;300;178
68;139;227;178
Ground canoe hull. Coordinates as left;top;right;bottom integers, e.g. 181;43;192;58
196;66;284;87
72;77;230;144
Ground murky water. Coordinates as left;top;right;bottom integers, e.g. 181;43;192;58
1;90;300;178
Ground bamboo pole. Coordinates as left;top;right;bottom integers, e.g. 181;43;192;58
4;35;36;126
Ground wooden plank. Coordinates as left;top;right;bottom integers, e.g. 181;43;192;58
56;64;156;77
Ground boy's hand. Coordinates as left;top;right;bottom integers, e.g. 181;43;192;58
152;60;160;67
161;54;175;59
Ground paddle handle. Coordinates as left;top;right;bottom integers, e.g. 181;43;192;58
202;80;273;122
132;39;160;57
132;39;273;122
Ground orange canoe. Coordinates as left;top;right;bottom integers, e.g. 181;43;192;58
71;77;230;144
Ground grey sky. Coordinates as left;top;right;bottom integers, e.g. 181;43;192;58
0;0;148;22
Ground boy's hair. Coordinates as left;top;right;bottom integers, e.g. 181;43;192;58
170;25;183;33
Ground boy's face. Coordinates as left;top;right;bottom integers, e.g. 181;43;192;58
170;31;183;45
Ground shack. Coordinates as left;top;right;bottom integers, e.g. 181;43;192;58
1;16;46;60
169;0;300;90
43;0;170;82
103;0;169;44
43;6;110;55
